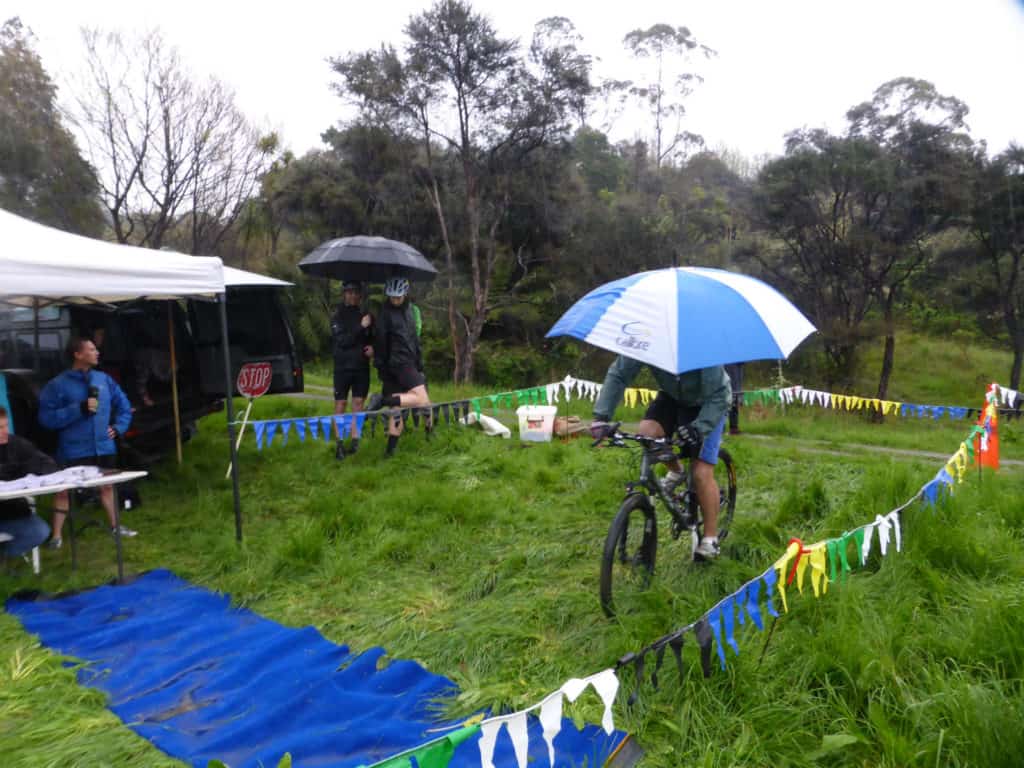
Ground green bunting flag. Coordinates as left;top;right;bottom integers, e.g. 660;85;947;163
362;724;481;768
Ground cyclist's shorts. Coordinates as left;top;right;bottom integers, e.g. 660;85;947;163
381;365;426;396
334;366;370;401
643;393;726;465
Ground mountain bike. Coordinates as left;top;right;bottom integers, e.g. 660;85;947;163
594;424;737;617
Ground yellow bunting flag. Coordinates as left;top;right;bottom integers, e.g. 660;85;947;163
806;543;829;597
772;540;803;613
624;388;638;409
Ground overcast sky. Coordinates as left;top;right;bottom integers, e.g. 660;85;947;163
16;0;1024;161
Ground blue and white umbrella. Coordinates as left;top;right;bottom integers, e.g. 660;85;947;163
546;267;816;374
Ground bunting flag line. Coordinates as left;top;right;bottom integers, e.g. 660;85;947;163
243;375;609;452
476;669;619;768
360;723;482;768
738;382;1023;422
612;382;1005;703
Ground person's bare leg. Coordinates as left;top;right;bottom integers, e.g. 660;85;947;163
387;410;404;437
350;397;365;438
51;490;69;541
100;485;118;530
333;399;348;440
692;460;719;538
395;385;430;409
637;418;683;474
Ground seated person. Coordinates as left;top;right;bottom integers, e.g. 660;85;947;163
0;406;52;558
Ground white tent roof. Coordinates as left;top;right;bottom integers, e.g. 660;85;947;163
0;208;225;306
223;265;292;288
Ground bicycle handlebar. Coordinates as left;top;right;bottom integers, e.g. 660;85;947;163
591;423;680;450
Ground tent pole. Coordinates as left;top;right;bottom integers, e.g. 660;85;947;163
167;303;182;465
32;298;40;372
218;294;243;542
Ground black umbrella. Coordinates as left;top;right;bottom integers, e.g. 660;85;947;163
298;236;438;282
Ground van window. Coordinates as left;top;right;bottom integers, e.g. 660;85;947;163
191;291;289;355
9;306;61;323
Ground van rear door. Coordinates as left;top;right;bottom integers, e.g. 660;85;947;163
189;287;303;397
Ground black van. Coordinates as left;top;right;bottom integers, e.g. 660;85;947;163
0;286;302;464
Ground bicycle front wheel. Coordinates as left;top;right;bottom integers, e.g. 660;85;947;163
600;493;658;617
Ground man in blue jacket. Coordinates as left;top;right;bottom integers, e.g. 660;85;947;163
38;336;136;548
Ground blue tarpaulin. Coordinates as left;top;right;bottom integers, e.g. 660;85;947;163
5;570;623;767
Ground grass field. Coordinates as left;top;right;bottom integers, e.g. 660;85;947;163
2;334;1023;767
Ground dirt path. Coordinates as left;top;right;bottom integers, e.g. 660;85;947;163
738;432;1022;468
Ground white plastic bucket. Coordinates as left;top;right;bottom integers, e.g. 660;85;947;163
516;405;557;442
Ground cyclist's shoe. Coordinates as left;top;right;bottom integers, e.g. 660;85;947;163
693;536;720;561
660;471;684;495
335;439;346;461
46;536;63;550
348;438;360;455
111;525;138;538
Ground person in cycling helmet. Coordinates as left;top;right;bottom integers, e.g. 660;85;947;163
590;355;731;561
369;277;430;457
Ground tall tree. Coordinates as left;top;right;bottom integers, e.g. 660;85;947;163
67;28;276;255
333;2;593;382
749;132;884;385
968;145;1024;388
845;78;976;401
0;17;102;234
750;79;974;394
621;24;714;168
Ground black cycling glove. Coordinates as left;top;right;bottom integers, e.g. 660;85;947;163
676;423;703;454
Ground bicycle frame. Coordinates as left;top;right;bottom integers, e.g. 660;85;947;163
613;431;700;538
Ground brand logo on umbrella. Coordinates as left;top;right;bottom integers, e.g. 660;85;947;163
616;321;652;351
620;322;651;337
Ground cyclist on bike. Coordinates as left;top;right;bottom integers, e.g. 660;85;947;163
590;355;732;560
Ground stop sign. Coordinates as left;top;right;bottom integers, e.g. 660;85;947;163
236;362;273;398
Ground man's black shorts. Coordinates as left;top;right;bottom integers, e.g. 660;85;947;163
644;392;701;437
61;454;118;470
334;367;370;401
381;365;426;396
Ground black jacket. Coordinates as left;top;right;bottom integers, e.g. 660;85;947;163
0;434;58;521
374;302;422;374
0;434;58;482
331;305;372;371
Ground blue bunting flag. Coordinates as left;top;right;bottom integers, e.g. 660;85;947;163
721;596;740;657
762;568;780;618
707;604;727;670
745;578;764;631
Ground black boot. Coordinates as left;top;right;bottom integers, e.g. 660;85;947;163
348;437;360;455
385;435;399;458
335;439;346;461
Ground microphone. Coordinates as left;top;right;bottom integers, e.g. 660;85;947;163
88;385;99;415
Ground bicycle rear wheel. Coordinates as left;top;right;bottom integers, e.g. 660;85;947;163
702;447;737;542
600;493;658;617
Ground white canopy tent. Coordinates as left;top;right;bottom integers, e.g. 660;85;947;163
0;207;246;548
223;265;291;289
0;208;225;306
